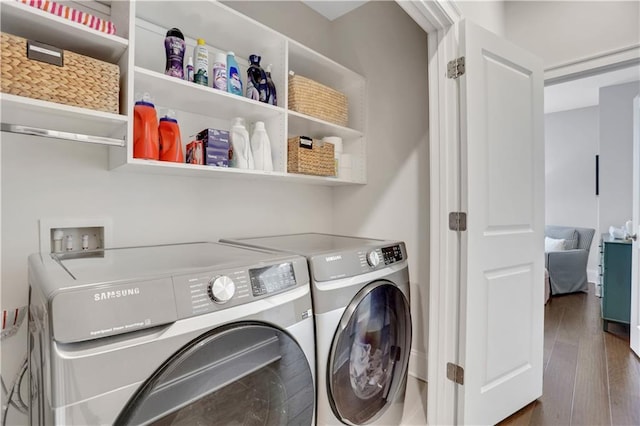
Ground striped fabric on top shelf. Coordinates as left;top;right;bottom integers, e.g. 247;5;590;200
15;0;116;35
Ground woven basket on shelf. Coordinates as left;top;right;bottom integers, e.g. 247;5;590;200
288;73;348;127
288;136;336;177
0;32;119;114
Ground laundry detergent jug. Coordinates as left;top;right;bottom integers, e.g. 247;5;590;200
133;93;159;160
159;110;184;163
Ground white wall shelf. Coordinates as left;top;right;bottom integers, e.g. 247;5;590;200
116;158;363;186
0;0;129;63
1;94;127;140
288;111;364;140
134;67;284;122
2;0;366;185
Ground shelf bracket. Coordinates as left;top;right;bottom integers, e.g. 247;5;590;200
1;123;125;147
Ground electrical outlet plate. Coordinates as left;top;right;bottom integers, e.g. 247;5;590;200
39;217;112;254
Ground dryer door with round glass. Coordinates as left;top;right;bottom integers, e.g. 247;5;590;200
116;322;314;426
328;281;412;425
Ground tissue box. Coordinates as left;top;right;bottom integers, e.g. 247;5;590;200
197;129;230;167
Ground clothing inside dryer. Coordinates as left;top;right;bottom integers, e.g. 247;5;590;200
329;283;411;425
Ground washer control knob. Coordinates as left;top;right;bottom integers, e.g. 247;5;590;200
367;250;381;268
208;276;236;304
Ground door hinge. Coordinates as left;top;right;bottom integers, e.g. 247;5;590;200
447;56;465;79
447;362;464;385
449;212;467;231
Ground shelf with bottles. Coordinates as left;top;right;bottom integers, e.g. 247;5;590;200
117;0;366;186
134;1;286;107
133;67;284;123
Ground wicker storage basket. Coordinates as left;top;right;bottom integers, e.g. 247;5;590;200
288;74;348;127
288;136;336;177
1;32;119;114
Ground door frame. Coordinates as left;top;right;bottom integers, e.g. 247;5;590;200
399;2;640;425
396;2;461;424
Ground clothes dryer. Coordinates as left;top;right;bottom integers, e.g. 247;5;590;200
221;233;412;426
28;242;315;425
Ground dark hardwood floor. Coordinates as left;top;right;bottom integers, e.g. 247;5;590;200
499;284;640;426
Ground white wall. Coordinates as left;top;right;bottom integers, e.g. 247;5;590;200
545;107;599;273
329;1;430;380
505;1;640;69
457;0;506;36
222;1;332;57
599;81;640;235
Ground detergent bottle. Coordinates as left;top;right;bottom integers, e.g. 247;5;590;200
246;54;268;102
193;39;209;86
229;117;254;169
133;93;159;160
250;121;273;171
265;64;277;106
164;28;185;79
226;51;243;96
159;110;184;163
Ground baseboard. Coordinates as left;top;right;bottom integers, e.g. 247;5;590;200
409;349;427;381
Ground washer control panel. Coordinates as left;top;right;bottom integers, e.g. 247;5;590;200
249;263;297;296
381;244;404;265
361;245;403;270
312;241;407;281
172;259;306;319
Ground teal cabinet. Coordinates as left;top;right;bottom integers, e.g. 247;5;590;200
599;235;632;331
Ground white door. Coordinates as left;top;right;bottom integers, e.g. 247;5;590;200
631;96;640;357
457;20;545;425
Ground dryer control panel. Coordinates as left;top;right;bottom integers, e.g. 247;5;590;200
172;258;308;319
381;244;404;265
249;263;297;296
311;241;407;282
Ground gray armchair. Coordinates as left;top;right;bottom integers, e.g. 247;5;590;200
545;225;595;295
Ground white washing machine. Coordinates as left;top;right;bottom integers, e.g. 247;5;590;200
221;233;412;426
28;242;316;425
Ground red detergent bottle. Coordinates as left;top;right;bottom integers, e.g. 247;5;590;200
159;110;184;163
133;93;159;160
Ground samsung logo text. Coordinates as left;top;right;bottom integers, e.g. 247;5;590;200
325;255;342;262
94;288;140;302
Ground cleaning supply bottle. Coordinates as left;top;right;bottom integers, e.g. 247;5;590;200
246;54;268;102
226;51;243;96
158;110;184;163
265;64;277;106
212;52;227;91
229;117;254;169
194;39;209;86
185;56;194;82
133;93;159;160
250;121;273;171
164;28;185;79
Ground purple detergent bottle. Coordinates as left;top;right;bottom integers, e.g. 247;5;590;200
164;28;185;79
